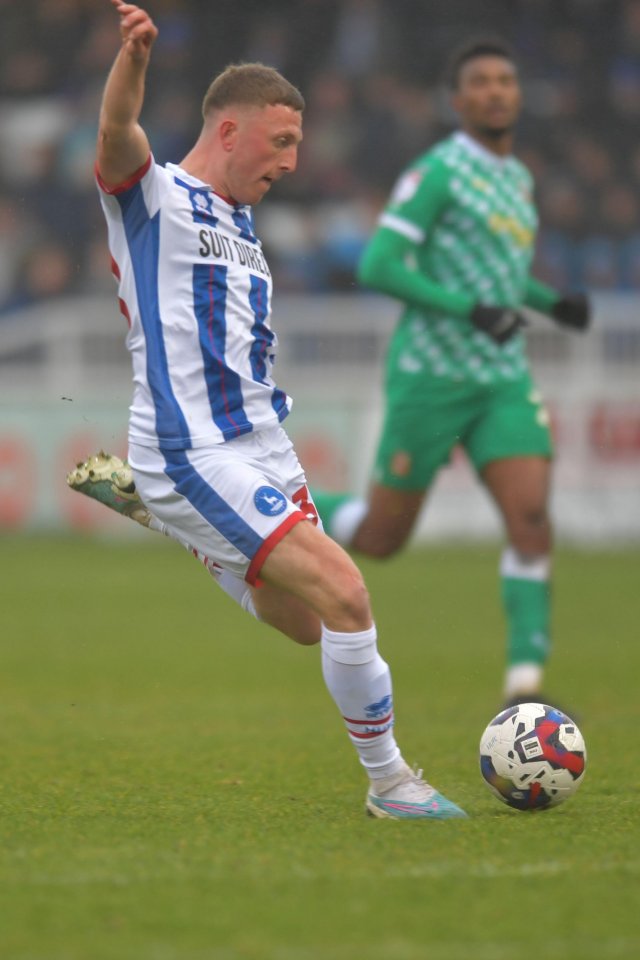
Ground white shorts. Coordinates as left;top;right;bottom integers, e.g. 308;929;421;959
128;426;319;585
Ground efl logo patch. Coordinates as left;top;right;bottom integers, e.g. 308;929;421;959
254;486;287;516
390;169;422;204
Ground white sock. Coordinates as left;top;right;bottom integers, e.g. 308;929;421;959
168;532;259;619
500;547;550;581
321;623;402;780
207;563;259;619
135;499;259;618
330;499;367;545
504;663;544;699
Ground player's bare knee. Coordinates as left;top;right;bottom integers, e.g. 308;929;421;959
508;506;550;550
344;574;371;622
365;539;403;560
510;517;551;556
352;528;406;559
322;567;371;630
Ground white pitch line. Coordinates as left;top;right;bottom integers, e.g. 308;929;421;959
5;858;640;887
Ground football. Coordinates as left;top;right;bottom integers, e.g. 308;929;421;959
479;702;587;810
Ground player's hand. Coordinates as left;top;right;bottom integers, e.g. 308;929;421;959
110;1;158;60
470;305;525;345
551;294;591;332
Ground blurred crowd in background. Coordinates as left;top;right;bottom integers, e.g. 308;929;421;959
1;0;639;317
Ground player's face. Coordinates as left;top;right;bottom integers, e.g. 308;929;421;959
452;55;521;138
224;103;303;205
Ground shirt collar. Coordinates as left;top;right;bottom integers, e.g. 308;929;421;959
453;131;512;167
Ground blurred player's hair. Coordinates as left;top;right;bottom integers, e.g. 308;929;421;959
202;63;305;119
446;37;517;90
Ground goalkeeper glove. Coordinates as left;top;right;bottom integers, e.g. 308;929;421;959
551;294;591;331
470;305;525;345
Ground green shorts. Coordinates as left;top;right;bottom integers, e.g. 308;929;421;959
373;371;553;490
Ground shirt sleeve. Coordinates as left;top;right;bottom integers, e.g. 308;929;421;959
96;154;164;223
523;275;560;314
357;158;475;319
95;154;152;196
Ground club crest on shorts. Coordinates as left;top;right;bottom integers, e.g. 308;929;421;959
254;485;287;516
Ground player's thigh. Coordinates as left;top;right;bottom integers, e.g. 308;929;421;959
467;380;553;543
482;456;551;518
482;455;552;553
259;519;371;631
465;378;553;476
373;391;466;491
366;384;476;552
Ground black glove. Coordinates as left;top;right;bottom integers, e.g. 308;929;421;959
470;305;525;345
551;294;591;331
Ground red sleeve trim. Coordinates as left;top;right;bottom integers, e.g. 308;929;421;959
245;511;307;587
95;155;152;195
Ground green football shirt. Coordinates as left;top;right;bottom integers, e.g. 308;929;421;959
359;132;556;385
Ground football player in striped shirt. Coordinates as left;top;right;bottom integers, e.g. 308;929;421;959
68;0;466;820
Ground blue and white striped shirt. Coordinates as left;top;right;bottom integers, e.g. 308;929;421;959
98;156;291;450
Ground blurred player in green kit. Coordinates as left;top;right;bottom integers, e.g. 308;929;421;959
314;38;591;706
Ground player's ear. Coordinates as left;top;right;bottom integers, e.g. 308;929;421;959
219;118;238;152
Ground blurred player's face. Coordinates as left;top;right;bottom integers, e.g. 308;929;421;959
452;55;521;141
222;103;303;205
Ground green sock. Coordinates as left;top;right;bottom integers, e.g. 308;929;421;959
310;490;353;533
501;575;551;666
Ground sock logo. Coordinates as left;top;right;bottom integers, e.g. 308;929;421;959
531;632;549;651
364;695;393;719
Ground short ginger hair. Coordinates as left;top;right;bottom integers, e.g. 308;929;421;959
202;63;305;119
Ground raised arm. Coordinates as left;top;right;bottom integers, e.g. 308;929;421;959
97;0;158;188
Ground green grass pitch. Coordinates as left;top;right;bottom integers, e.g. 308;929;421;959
1;535;639;959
